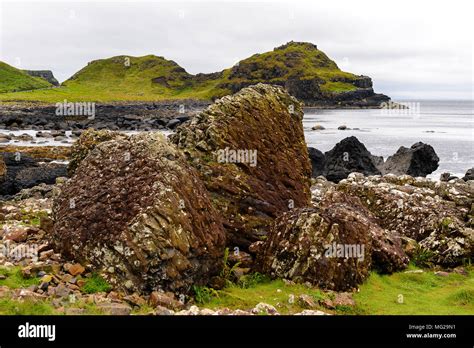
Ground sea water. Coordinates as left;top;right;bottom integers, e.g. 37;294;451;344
303;100;473;179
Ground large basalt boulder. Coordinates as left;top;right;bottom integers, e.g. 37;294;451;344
67;128;127;176
321;191;409;273
379;142;439;177
319;136;381;182
52;132;226;294
336;173;473;266
170;84;312;248
257;194;374;291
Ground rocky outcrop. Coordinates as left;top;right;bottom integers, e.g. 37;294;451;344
67;128;126;175
314;173;473;266
52;132;226;294
257;205;371;291
216;42;391;108
379;142;439;177
0;152;67;196
308;138;440;182
0;100;207;131
170;84;312;248
463;168;474;181
23;70;59;86
312;137;381;182
257;190;408;290
321;190;409;273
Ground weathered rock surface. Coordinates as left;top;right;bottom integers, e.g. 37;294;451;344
379;142;439;177
171;84;312;248
67;128;126;175
256;194;373;291
257;189;408;290
316;173;474;266
52;132;226;294
321;190;409;273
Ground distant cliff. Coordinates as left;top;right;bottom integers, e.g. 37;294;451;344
23;70;59;86
208;41;390;107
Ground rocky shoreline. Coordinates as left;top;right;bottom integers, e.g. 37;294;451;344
0;100;208;132
0;84;472;315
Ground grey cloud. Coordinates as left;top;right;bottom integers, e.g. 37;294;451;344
0;0;472;99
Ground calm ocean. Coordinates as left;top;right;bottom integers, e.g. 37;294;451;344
303;100;473;179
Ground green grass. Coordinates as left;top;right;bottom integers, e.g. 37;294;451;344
0;61;52;93
0;298;55;315
203;276;328;314
0;42;358;103
81;273;112;294
322;81;358;93
200;266;474;315
352;266;474;315
0;267;40;288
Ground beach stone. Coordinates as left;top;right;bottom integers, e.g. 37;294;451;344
68;263;85;276
251;302;279;315
98;303;132;315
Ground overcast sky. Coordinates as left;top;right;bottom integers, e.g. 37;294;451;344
0;0;472;100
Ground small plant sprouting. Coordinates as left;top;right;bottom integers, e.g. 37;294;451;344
220;247;241;285
411;246;435;268
193;285;219;304
81;273;112;294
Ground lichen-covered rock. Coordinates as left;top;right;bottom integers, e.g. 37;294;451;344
257;194;374;291
52;132;226;294
170;84;311;248
67;128;127;176
335;173;473;266
321;191;409;273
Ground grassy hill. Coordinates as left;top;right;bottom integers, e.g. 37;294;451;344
0;61;52;93
221;41;358;93
0;42;369;103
